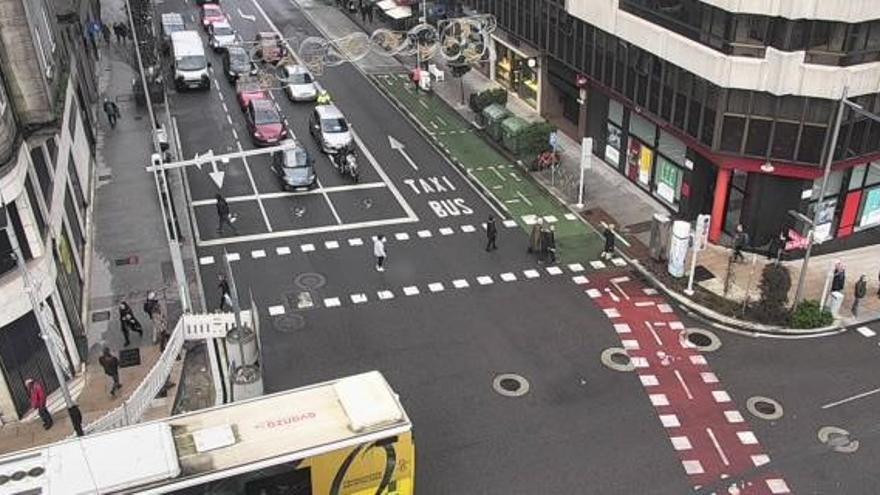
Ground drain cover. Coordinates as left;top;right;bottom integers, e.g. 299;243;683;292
681;328;722;352
818;426;859;453
746;396;784;420
600;347;635;372
295;272;326;290
492;373;530;397
273;314;305;333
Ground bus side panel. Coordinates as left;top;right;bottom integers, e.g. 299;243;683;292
304;431;415;495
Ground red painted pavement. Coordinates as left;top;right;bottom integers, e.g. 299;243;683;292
584;272;792;494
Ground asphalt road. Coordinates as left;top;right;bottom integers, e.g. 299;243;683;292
155;0;880;493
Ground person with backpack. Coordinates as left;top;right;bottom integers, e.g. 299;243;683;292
98;347;122;397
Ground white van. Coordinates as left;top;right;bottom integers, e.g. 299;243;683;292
171;30;209;90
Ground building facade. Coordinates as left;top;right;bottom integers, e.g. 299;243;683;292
0;0;98;420
464;0;880;251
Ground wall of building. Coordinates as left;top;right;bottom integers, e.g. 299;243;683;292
699;0;880;23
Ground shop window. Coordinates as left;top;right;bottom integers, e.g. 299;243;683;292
745;119;771;157
605;122;623;167
849;164;867;190
609;100;624;125
866;161;880;186
629;114;656;143
658;131;686;165
811;170;844;200
721;116;746;152
64;192;85;261
797;125;826;163
626;139;654;190
654;157;683;209
24;175;47;240
30;145;53;201
859;186;880;227
770;121;798;160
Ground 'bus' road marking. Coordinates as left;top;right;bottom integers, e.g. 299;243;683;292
821;387;880;409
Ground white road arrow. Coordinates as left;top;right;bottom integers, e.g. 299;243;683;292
193;149;214;171
209;157;227;189
238;8;256;22
388;135;419;171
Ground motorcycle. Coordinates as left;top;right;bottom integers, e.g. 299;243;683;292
330;145;359;182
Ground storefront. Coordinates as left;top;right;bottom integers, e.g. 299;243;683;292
489;31;541;111
836;161;880;236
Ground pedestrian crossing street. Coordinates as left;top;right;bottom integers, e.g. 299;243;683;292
198;217;628;269
265;263;594;315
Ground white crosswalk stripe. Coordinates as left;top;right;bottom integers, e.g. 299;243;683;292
546;266;563;275
276;246;291;255
395;232;410;241
461;224;476;233
348;237;364;246
323;297;341;308
403;286;420;296
351;293;368;304
477;275;493;285
199;256;215;265
268;305;285;316
439;227;454;235
417;230;433;238
523;269;540;279
500;272;517;282
377;290;395;300
428;282;445;292
226;252;240;261
301;244;315;252
251;250;266;259
503;219;517;228
325;240;340;249
452;279;470;289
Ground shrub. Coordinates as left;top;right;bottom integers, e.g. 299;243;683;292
754;263;792;323
468;88;508;114
519;121;556;156
790;300;833;329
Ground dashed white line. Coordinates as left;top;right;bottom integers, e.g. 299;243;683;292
199;256;215;265
268;305;285;316
523;269;540;279
324;240;340;249
323;297;341;308
225;252;240;261
659;414;680;428
439;227;454;235
351;293;368;304
477;276;494;285
724;410;744;423
226;114;233;125
251;250;266;259
500;272;517;282
348;237;364;246
670;436;692;451
546;266;563;275
461;224;476;233
301;243;315;252
603;308;620;318
417;229;432;238
681;459;704;475
395;232;410;241
452;279;470;289
649;393;669;406
572;275;589;285
428;282;445;293
403;286;420;296
568;263;585;272
377;290;395;300
737;430;758;445
613;323;632;334
639;374;659;386
586;288;602;298
503;219;517;228
766;479;791;494
712;390;732;403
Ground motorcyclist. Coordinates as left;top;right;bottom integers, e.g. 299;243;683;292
316;89;331;105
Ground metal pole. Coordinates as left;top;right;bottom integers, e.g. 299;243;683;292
793;86;848;311
125;0;190;312
1;197;83;436
741;253;758;316
221;249;246;361
684;239;699;296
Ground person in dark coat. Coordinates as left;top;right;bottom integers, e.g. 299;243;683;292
601;225;616;260
528;219;543;254
485;215;497;251
733;224;748;263
113;22;123;43
119;301;143;346
98;347;122;397
767;229;786;263
218;274;232;311
103;98;120;127
26;378;52;429
852;275;867;317
366;3;374;23
831;262;846;293
215;193;237;235
541;225;557;263
143;291;161;320
101;23;111;44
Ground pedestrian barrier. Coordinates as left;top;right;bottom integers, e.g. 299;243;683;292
82;312;248;434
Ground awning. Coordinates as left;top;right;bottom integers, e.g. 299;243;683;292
376;0;396;10
385;5;412;19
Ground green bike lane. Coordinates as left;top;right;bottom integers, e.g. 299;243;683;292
372;73;603;264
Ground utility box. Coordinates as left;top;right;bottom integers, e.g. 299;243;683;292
826;291;844;317
650;213;671;261
500;116;528;155
481;103;510;141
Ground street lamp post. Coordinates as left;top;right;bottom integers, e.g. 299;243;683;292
0;198;83;436
792;87;848;311
221;250;263;401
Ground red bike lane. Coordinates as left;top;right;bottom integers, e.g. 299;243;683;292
584;272;792;494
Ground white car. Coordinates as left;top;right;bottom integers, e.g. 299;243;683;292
208;21;237;52
282;64;318;102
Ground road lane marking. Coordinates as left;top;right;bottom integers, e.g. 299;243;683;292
236;143;273;232
196;216;418;247
821;386;880;409
515;191;532;206
189;182;389;205
712;390;732;403
477;276;493;285
268;305;285;316
300;244;315;252
724;410;744;423
572;275;589;285
645;322;663;347
503;219;517;228
428;282;444;293
461;224;475;233
199;256;215;265
351;130;419;221
348;238;363;246
417;229;432;238
324;240;340;249
315;177;343;225
737;431;758;445
681;460;704;475
590;260;607;269
225;252;240;261
546;266;563;275
323;297;341;307
856;326;876;337
377;290;395;300
395;232;410;241
639;374;658;386
439;227;453;235
351;293;368;304
500;272;517;282
523;269;540;279
586;288;602;298
403;286;420;296
251;249;266;259
670;436;692;451
276;246;291;255
568;263;585;272
452;279;470;289
659;414;680;428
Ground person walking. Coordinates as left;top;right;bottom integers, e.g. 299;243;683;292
103;98;120;128
767;229;786;263
542;225;557;263
119;301;143;347
601;225;616;260
113;23;123;43
218;274;232;311
485;215;497;252
852;275;867;317
26;378;53;430
373;234;387;272
98;347;122;397
831;262;846;293
732;224;748;263
528;218;543;255
410;67;421;92
366;3;374;23
101;23;111;45
359;0;367;22
215;193;237;235
143;291;161;321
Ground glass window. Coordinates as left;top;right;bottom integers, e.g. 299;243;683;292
804;99;831;124
777;96;804;121
68;154;87;220
811;170;844;199
609;100;624;125
30;145;53;201
24;175;47;239
770;121;798;160
605;123;623;167
751;92;776;117
721;116;745;152
798;125;826;163
866;161;880;186
629;113;656;144
859;186;880;227
726;91;750;114
654;156;683;208
64;193;85;261
745;119;771;156
658;130;686;165
849;164;867;190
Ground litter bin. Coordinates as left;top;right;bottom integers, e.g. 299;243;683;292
826;290;844;316
650;213;671;261
500;116;528;155
482;103;510;141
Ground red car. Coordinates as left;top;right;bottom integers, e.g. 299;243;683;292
200;3;226;29
246;99;287;146
236;78;269;110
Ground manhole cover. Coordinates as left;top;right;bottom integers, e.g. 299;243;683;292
818;426;859;453
492;373;530;397
600;347;635;372
273;314;305;333
295;272;326;290
746;396;784;420
681;328;722;352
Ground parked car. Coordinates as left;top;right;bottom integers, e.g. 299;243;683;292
309;104;353;153
246;99;288;146
272;140;316;190
222;46;257;81
208;20;237;51
281;64;318;102
236;78;269;110
254;32;285;64
200;3;226;30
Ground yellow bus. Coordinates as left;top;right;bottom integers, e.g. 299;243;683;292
0;371;414;494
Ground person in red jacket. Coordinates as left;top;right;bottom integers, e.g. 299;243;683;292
26;378;53;429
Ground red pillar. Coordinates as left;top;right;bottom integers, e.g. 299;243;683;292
709;168;731;243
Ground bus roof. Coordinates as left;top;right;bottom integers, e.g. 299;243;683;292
0;371;410;494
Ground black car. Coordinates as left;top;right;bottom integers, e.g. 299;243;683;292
272;141;316;190
222;46;255;82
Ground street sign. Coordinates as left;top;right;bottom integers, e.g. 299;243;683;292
785;228;809;250
694;214;711;251
581;137;592;170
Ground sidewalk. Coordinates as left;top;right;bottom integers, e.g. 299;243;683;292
0;0;210;453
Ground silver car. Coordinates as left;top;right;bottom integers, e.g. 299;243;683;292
282;65;318;102
208;21;237;51
309;105;353;153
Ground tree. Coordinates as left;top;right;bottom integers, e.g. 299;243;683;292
755;263;792;324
